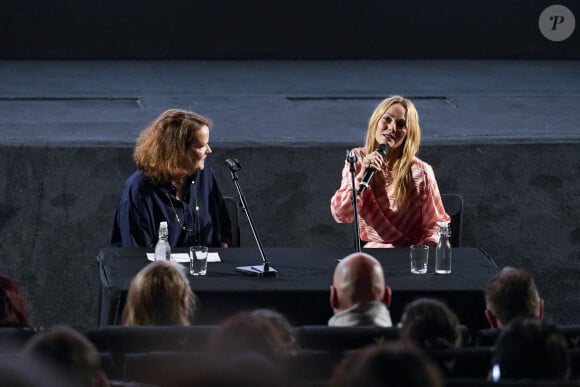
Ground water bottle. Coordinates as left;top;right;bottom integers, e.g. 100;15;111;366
435;221;452;274
154;221;171;261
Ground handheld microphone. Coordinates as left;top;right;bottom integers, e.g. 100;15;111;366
357;144;388;195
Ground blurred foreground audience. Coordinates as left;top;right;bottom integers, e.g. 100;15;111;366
329;341;444;387
251;308;299;353
208;311;290;359
491;318;570;381
399;297;462;350
204;311;288;386
21;325;109;387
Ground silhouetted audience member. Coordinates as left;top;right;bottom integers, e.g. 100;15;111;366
251;308;299;353
208;312;288;360
0;357;68;387
0;274;29;327
329;341;444;387
329;252;392;327
399;297;462;350
484;266;544;328
21;326;109;387
205;312;286;386
491;318;569;381
123;260;197;326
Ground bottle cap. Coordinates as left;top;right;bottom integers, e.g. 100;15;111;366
438;221;449;228
159;221;168;230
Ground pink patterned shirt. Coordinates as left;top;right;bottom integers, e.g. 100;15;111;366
330;147;450;248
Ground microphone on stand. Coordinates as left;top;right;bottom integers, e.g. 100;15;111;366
357;144;388;195
225;158;278;278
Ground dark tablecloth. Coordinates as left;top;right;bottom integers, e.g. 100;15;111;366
97;247;498;329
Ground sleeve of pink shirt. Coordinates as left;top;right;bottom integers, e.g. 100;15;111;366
417;163;450;246
330;149;365;224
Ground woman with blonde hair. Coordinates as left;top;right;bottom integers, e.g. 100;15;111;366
331;96;449;248
111;109;232;248
123;260;196;326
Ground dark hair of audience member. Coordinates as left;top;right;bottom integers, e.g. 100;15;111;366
251;308;299;353
204;312;288;386
491;318;569;380
0;274;29;327
398;298;462;350
329;341;444;387
21;325;108;387
123;260;197;326
485;266;542;326
208;311;289;361
0;356;71;387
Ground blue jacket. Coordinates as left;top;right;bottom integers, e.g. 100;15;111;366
111;163;232;248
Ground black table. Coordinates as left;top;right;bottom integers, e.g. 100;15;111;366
97;247;498;329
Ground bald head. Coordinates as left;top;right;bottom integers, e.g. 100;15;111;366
331;253;388;311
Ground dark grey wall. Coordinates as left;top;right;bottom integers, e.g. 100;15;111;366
0;142;578;329
0;0;578;59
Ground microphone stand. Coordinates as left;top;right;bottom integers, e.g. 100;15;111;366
346;150;362;252
226;158;278;278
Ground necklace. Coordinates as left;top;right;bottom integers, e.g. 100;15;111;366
163;182;201;244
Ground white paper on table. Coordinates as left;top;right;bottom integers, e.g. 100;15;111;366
146;252;221;263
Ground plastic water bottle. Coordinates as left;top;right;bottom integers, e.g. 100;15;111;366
435;221;452;274
154;221;171;261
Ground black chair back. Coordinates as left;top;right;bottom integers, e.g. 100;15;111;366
85;325;216;355
0;327;37;352
223;196;241;247
427;346;493;378
294;325;399;353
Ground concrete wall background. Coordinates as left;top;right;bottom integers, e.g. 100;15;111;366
0;142;578;329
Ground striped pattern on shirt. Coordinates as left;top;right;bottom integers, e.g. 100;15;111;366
330;148;450;248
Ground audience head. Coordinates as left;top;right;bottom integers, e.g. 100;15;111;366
331;252;391;314
0;274;29;327
194;352;284;387
21;325;108;387
0;357;68;387
484;266;544;328
208;311;289;361
330;341;444;387
399;297;462;350
491;318;569;381
251;308;299;352
123;260;196;326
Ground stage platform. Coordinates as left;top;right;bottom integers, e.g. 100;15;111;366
0;60;578;329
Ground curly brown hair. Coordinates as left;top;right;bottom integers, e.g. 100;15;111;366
133;109;212;182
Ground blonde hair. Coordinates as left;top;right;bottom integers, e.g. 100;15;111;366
123;260;196;326
364;96;421;209
133;109;212;182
